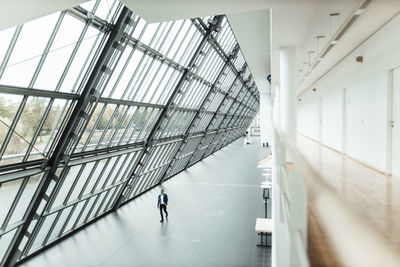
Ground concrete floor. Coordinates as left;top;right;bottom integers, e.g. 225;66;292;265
20;137;271;267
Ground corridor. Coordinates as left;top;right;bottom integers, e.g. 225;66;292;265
299;135;400;266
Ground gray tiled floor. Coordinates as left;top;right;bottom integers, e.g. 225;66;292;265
20;137;271;267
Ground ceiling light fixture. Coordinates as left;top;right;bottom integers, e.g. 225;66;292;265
316;35;326;54
308;51;315;67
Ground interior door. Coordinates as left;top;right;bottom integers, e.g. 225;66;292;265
391;67;400;177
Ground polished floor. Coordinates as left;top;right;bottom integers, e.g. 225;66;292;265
20;137;271;267
298;134;400;266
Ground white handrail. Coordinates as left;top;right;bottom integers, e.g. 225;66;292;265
275;127;400;267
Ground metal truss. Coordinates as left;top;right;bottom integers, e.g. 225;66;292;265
0;1;260;266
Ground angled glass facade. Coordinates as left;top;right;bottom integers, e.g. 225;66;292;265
0;0;259;265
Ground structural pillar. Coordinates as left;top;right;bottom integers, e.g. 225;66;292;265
279;46;297;161
257;79;272;147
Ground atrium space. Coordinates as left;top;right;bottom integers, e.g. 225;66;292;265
2;0;400;267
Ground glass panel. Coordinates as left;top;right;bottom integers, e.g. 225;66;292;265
51;165;81;209
8;173;43;227
0;93;23;151
83;159;107;195
34;15;85;91
0;12;60;87
48;205;73;242
0;27;16;65
93;157;116;191
105;154;126;186
63;201;85;233
95;0;118;22
2;97;50;166
68;162;96;203
79;104;117;152
28;99;71;161
59;26;103;93
87;192;105;220
0;228;17;262
0;179;23;226
30;212;57;251
140;23;160;47
76;197;96;226
159;20;183;55
109;106;136;144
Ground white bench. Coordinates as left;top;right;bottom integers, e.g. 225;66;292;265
255;218;273;247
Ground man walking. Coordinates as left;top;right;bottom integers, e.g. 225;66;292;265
157;189;168;222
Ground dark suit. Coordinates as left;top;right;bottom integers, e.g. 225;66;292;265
157;193;168;221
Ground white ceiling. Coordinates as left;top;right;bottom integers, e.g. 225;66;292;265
1;0;400;96
296;0;400;95
0;0;86;31
227;10;270;81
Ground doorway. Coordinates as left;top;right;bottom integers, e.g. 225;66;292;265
389;67;400;177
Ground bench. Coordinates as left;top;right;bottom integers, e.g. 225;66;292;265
255;218;273;247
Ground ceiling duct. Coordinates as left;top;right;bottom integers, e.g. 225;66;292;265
300;0;374;81
334;14;360;41
320;44;335;59
360;0;374;10
334;0;373;42
311;61;320;70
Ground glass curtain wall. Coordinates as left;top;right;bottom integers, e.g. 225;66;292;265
0;0;259;265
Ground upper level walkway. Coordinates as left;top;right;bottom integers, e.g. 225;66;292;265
299;134;400;266
20;137;271;267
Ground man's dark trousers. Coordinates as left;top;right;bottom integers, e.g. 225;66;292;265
160;204;168;221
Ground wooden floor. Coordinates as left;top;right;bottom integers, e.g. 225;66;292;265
298;135;400;266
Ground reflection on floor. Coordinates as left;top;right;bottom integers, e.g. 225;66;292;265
298;135;400;266
20;137;271;267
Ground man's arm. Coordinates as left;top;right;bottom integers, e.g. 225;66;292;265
157;195;160;208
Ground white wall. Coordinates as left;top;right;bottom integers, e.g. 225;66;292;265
298;13;400;172
321;89;342;152
297;94;319;141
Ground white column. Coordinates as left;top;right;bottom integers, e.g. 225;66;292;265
273;84;281;128
280;47;297;159
257;80;273;147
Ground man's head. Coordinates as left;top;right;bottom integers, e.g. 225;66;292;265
160;189;164;194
